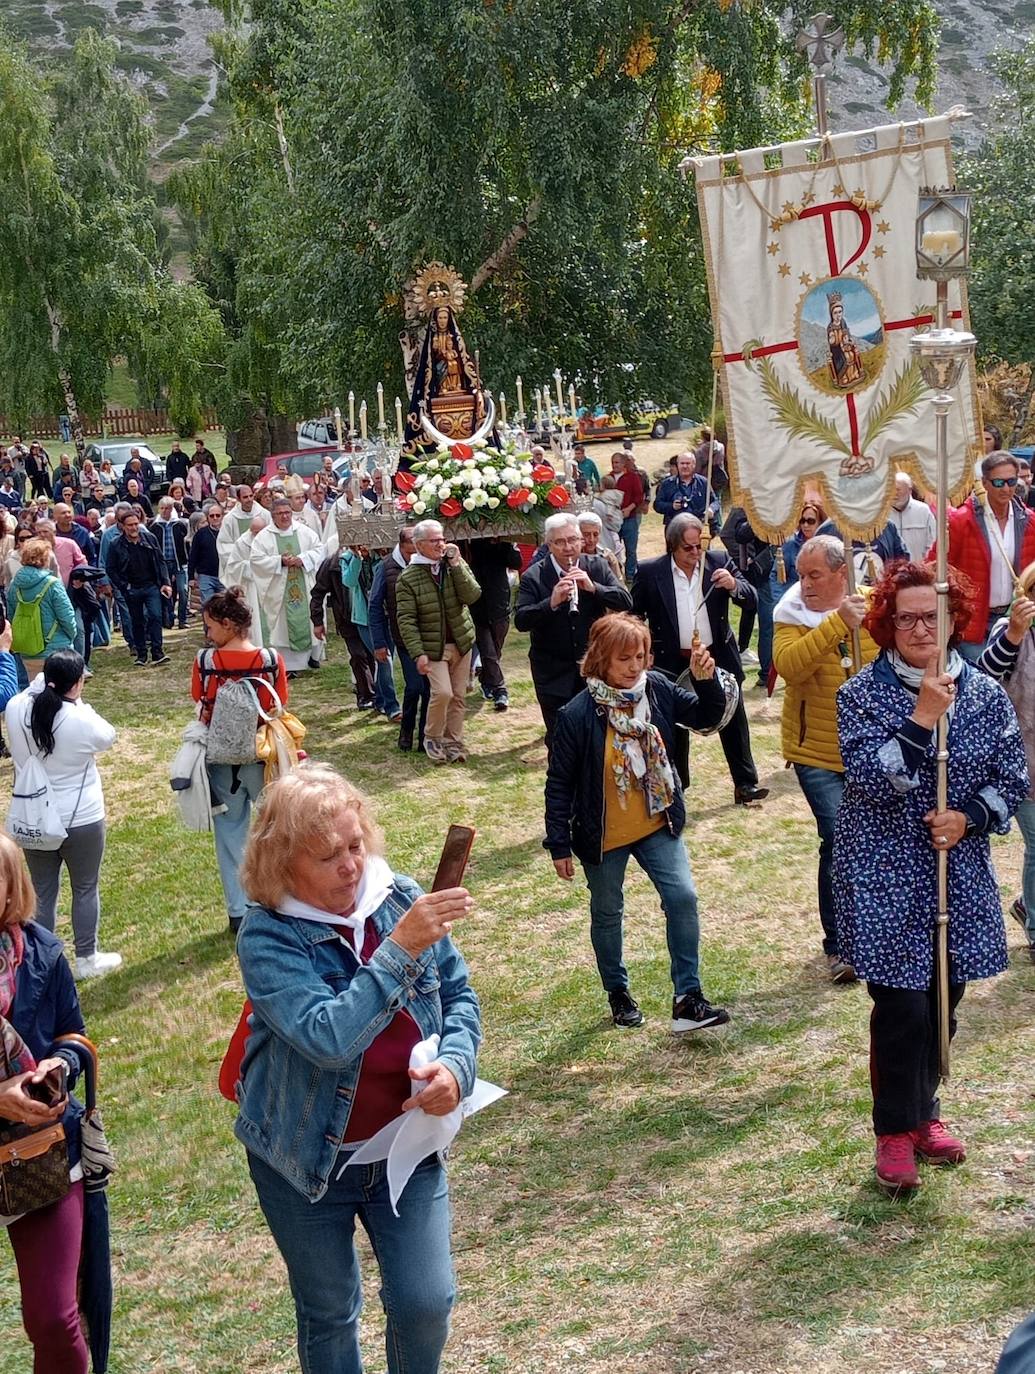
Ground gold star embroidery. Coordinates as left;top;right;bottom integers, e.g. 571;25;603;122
801;190;816;207
781;200;797;216
877;220;891;235
832;182;846;197
799;271;813;286
857;259;869;276
767;241;780;256
778;263;791;278
873;245;886;259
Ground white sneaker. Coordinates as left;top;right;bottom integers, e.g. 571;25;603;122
740;648;759;666
74;951;123;980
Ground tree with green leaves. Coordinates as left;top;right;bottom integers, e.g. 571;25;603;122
0;26;223;454
962;38;1035;442
176;0;938;435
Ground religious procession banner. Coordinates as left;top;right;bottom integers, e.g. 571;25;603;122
693;115;980;541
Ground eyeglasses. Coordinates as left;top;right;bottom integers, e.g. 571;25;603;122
16;533;31;542
678;541;702;553
892;611;939;630
800;516;818;526
987;476;1019;489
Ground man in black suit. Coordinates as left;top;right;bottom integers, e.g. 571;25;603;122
514;512;633;745
633;512;768;804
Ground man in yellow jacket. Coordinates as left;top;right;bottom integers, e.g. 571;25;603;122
773;534;878;982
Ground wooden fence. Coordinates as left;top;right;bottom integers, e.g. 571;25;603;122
0;407;221;441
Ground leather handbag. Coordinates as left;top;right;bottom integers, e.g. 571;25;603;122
0;1118;69;1215
0;1030;70;1217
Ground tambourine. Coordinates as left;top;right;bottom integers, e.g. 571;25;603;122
675;663;741;735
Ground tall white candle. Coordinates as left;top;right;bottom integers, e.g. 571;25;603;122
395;396;404;443
535;388;543;425
376;382;385;428
499;392;507;426
333;406;344;454
359;400;367;441
568;384;577;419
554;370;564;415
348;391;355;434
516;376;524;418
543;389;553;423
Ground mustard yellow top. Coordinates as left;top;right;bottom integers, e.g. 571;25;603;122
602;724;666;851
773;615;878;771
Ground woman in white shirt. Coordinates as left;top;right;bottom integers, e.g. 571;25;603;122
5;650;121;979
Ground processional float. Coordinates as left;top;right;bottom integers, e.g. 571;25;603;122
334;261;585;553
688;14;984;1078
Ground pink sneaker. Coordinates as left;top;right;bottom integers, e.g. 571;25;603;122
875;1132;920;1193
912;1119;966;1165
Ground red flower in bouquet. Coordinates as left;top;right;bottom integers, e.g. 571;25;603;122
531;463;556;483
439;497;462;518
452;442;474;461
394;470;417;493
506;488;532;509
545;485;570;508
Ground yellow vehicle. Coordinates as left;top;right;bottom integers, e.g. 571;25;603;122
576;401;684;443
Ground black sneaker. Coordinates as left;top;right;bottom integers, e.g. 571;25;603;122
493;692;509;712
608;988;644;1029
152;653;170;665
1010;897;1027;929
671;992;730;1034
133;656;148;667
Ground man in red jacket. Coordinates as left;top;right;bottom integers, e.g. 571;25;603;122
942;451;1035;661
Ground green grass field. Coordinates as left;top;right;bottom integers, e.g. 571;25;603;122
0;513;1032;1373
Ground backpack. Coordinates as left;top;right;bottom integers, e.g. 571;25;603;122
199;649;279;766
10;577;59;658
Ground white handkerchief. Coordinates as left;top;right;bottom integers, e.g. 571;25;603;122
339;1034;507;1214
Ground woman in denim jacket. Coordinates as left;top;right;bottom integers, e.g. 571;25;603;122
233;764;481;1374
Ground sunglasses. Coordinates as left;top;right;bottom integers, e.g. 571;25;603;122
16;533;31;542
987;476;1019;489
800;516;818;525
679;541;703;552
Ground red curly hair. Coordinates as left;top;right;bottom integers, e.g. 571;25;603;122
864;560;974;650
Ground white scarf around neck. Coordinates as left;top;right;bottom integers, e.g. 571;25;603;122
773;583;837;629
279;854;394;953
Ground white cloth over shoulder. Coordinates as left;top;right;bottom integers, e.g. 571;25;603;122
339;1034;507;1215
169;720;214;831
5;680;116;827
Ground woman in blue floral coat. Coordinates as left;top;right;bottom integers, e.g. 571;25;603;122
834;561;1027;1195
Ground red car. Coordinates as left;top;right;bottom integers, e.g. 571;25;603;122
258;446;348;490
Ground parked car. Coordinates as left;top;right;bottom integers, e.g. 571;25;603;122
576;402;684;442
296;418;340;449
260;443;377;491
82;440;164;490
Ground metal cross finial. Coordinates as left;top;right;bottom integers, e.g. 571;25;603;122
796;13;845;75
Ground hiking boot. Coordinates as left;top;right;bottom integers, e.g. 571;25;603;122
671;992;730;1034
875;1132;920;1193
75;951;123;980
608;988;644;1028
424;737;448;764
827;954;858;984
912;1119;966;1165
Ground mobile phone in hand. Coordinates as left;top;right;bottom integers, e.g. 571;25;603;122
431;825;475;892
24;1062;67;1107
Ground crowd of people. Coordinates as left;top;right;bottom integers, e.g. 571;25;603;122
0;423;1033;1372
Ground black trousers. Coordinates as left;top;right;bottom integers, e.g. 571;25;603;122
341;621;375;705
535;689;575;750
867;980;966;1135
671;693;757;791
474;618;510;695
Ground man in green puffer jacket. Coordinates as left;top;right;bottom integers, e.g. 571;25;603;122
395;519;481;764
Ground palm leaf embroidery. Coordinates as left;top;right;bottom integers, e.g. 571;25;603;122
860;360;927;452
756;355;852;458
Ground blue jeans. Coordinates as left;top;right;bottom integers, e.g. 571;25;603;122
399;646;430;742
620;515;641;581
581;826;702;997
793;764;845;954
163;568;188;627
124;585;164;659
208;762;266;922
1014;799;1035;940
756;574;775;678
197;573;224;605
358;624;400;716
247;1150;454;1374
